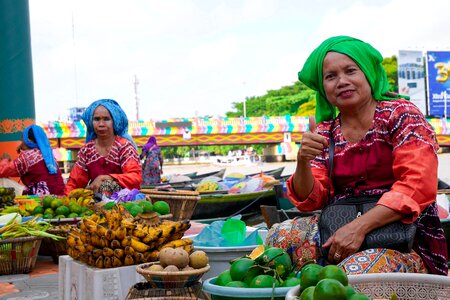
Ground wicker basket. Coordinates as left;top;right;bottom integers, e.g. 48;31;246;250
135;262;210;289
0;236;43;275
285;273;450;300
38;226;73;264
126;281;209;299
141;190;200;221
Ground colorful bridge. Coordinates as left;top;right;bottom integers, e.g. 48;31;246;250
38;115;450;161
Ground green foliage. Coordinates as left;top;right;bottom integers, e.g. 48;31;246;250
382;55;398;93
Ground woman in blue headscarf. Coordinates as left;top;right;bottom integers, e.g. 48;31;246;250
0;124;65;195
65;99;142;195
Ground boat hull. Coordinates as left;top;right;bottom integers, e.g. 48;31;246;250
191;189;276;220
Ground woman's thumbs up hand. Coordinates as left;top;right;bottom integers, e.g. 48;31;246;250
297;116;328;162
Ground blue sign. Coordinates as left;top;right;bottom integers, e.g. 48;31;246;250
426;51;450;117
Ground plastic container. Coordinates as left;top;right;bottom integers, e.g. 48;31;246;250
285;273;450;300
203;277;291;300
191;228;268;278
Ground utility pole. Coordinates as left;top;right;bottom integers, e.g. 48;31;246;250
134;75;140;120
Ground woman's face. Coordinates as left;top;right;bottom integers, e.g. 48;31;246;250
322;52;373;111
93;106;114;138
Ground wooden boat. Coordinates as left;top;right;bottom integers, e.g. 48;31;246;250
247;166;285;179
191;188;277;220
190;168;226;183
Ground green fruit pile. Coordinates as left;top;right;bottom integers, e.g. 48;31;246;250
32;195;93;219
214;246;299;289
102;200;170;217
297;264;370;300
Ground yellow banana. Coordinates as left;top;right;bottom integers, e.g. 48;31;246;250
143;250;159;263
105;229;115;241
134;252;145;264
111;256;122;268
96;224;108;237
100;236;109;248
124;254;134;266
183;244;194;254
103;247;114;257
114;226;126;240
113;248;125;259
121;236;132;248
95;255;104;268
92;248;103;258
130;238;150;252
124;246;135;257
104;256;112;268
110;239;121;249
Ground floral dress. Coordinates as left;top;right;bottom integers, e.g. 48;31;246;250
141;146;163;185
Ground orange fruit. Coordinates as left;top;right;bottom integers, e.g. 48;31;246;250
215;270;232;286
318;265;348;286
248;244;266;260
230;258;255;282
249;274;275;288
299;264;322;290
313;278;346;300
299;286;315;300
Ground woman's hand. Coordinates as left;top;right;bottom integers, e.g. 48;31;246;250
1;153;11;161
88;175;113;192
297;116;328;162
322;221;366;263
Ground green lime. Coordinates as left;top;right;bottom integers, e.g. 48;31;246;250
314;278;346;300
55;214;66;219
55;205;70;217
68;212;79;218
318;265;348;286
345;285;357;299
68;203;82;214
215;270;233;286
249;274;275;288
42;196;54;208
225;281;248;288
139;201;153;213
32;206;45;215
51;199;63;210
230;258;256;282
128;205;143;217
44;208;54;216
281;276;300;287
103;201;116;210
299;286;315;300
84;209;93;216
299;264;322;290
43;214;53;219
349;293;371;300
152;201;170;215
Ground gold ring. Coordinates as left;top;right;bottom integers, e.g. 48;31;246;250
334;253;341;259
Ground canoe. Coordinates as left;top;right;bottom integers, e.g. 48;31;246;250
246;166;285;179
191;189;276;220
190;168;226;183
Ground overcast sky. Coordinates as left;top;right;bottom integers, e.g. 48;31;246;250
28;0;450;122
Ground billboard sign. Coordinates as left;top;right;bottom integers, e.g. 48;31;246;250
426;51;450;117
398;50;426;115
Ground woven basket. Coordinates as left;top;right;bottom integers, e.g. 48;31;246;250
135;262;210;289
286;273;450;300
0;236;43;275
126;281;209;299
142;190;200;221
38;226;73;264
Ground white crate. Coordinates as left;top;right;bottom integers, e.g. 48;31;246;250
58;256;145;300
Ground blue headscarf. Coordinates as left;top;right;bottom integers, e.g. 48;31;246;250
23;125;58;174
82;99;136;148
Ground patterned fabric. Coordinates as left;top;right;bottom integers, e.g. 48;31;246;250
23;181;50;196
23;125;59;174
141;146;163;185
339;248;427;274
286;99;448;275
13;148;64;195
64;136;141;195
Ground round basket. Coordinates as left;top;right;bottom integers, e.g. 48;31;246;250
285;273;450;300
144;194;200;221
126;281;209;299
135;262;210;289
0;236;43;275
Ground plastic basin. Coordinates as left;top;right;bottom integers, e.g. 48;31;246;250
202;277;292;300
191;229;268;278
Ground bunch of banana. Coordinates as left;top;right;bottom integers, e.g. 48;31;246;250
66;205;192;268
66;188;95;207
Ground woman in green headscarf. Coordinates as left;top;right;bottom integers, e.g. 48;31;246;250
266;36;448;275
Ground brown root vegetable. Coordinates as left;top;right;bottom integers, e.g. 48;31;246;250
189;250;209;269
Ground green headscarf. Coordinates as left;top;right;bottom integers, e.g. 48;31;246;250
298;36;404;123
